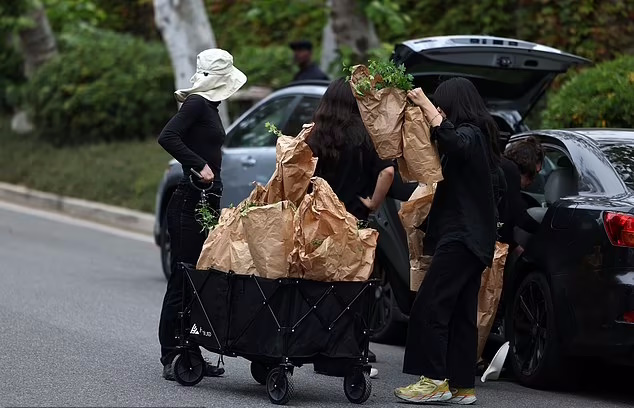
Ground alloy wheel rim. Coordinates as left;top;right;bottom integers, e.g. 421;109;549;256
512;280;548;376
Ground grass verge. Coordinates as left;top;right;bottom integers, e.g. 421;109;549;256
0;116;169;213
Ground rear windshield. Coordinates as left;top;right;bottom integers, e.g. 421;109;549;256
601;143;634;189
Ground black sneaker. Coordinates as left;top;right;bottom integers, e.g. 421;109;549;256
368;350;377;363
205;362;225;377
162;363;175;381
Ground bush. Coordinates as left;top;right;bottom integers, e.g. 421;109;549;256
542;56;634;129
0;36;25;113
15;27;174;146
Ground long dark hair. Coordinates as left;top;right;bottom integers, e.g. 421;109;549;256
308;77;371;160
433;77;501;163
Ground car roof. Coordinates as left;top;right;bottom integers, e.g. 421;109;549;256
511;128;634;145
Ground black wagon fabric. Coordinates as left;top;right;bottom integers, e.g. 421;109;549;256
184;266;376;363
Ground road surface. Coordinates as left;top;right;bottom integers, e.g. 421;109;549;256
0;201;632;407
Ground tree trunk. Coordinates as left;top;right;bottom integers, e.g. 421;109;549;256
153;0;229;126
329;0;380;64
17;4;58;79
319;0;337;74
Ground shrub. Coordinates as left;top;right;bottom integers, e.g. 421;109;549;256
0;36;25;113
15;27;174;146
542;55;634;129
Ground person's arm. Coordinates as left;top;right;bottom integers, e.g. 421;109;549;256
407;88;474;158
360;166;395;211
158;95;208;173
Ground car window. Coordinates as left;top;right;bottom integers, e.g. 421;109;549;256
283;96;321;136
523;146;589;196
226;96;297;148
601;143;634;190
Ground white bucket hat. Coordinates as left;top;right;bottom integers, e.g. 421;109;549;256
174;49;247;103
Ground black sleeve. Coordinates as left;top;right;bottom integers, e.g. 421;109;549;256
501;158;541;234
430;120;475;159
157;95;207;171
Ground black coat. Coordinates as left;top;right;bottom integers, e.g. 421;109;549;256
423;121;497;267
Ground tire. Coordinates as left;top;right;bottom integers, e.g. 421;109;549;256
370;281;406;344
343;368;372;404
172;352;205;386
506;272;566;388
266;366;294;405
159;211;171;280
250;361;269;385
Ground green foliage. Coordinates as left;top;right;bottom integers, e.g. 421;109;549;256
265;122;284;138
0;36;25;112
42;0;106;32
0;0;36;32
14;27;174;146
363;0;411;36
232;45;296;87
195;199;219;233
542;56;634;129
0;115;169;212
347;59;413;95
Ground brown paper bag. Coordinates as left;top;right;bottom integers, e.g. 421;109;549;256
477;242;509;359
401;105;444;185
349;65;406;160
292;177;378;282
247;183;268;205
265;135;318;206
242;201;295;280
398;184;437;291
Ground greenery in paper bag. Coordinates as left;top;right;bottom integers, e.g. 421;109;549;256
265;122;284;138
345;60;414;96
195;204;219;234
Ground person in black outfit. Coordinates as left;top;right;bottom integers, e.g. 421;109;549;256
157;49;246;381
395;78;502;405
289;40;329;82
306;77;395;377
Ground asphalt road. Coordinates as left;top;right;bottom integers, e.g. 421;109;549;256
0;201;632;408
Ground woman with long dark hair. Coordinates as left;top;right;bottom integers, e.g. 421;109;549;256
157;49;246;381
307;77;395;377
395;77;502;405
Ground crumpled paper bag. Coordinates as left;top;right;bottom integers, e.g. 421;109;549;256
291;177;378;282
241;201;295;280
400;105;444;185
398;183;436;292
349;65;406;160
197;206;256;274
265;126;317;205
477;242;509;359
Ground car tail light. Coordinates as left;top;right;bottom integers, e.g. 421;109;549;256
603;212;634;247
624;311;634;323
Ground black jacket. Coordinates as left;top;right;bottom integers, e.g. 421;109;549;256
423;121;497;267
293;63;329;81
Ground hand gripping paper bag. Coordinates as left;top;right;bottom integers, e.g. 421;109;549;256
398;183;436;291
400;105;444;185
291;177;378;282
477;242;509;359
349;65;406;160
241;201;295;280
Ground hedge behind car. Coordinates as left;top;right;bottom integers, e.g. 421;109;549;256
542;55;634;129
14;27;175;146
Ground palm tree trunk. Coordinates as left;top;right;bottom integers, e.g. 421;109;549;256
17;4;58;78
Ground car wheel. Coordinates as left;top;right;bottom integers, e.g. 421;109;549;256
370;264;406;344
506;272;566;388
159;211;171;280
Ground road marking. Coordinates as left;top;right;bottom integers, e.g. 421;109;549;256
0;201;154;244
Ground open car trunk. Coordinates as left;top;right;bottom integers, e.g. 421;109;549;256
392;35;590;121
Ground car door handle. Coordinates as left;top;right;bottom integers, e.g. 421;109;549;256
241;156;256;167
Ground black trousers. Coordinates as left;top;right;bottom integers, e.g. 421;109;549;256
403;240;485;388
158;181;220;366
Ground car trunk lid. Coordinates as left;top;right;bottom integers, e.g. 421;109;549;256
392;35;590;119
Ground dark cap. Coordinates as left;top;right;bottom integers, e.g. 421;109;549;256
289;40;313;51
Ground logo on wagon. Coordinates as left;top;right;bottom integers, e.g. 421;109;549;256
190;324;212;337
190;324;200;335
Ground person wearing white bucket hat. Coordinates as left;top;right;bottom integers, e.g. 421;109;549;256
157;49;246;381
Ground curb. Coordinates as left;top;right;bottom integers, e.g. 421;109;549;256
0;182;155;236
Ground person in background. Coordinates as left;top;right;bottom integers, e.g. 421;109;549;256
306;77;395;378
289;40;330;82
395;78;502;405
157;49;246;381
522;137;546;193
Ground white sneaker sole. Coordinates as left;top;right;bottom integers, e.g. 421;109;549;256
448;395;477;405
395;390;453;403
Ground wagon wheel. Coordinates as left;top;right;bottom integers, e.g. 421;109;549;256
266;366;294;405
343;368;371;404
250;361;269;385
173;352;205;386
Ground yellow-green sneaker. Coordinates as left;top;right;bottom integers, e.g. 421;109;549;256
448;388;477;405
394;376;452;403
